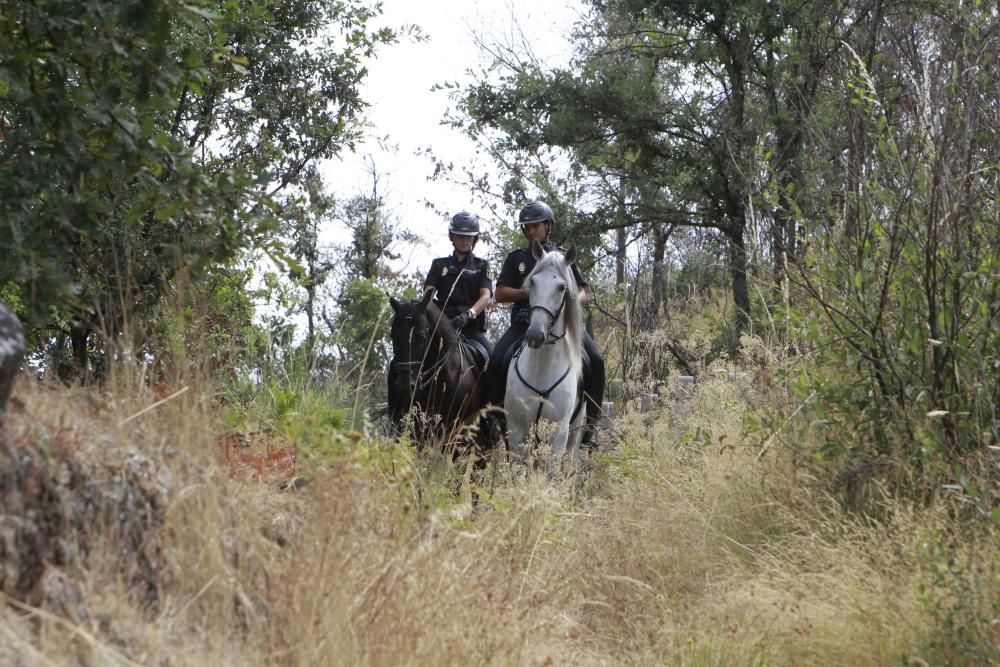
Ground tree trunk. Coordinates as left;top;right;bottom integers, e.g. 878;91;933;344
650;223;669;318
616;175;627;286
846;0;886;245
0;301;24;418
726;222;751;354
771;120;804;291
305;281;316;357
616;226;627;286
70;322;90;385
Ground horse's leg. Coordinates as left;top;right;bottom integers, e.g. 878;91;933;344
566;399;586;465
504;393;532;473
387;361;405;434
507;416;527;468
505;364;528;469
548;419;571;477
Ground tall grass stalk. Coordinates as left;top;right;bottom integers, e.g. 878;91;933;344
1;336;997;665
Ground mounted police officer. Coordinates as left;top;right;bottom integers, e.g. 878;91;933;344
387;212;492;428
422;211;493;357
485;201;606;448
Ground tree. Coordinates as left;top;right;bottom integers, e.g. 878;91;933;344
0;0;397;380
326;160;419;370
792;0;1000;465
286;168;339;353
453;0;874;350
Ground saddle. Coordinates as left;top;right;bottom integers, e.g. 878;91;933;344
459;335;490;372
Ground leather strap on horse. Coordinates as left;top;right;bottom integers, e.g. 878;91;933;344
512;341;583;427
399;351;449;393
528;291;568;344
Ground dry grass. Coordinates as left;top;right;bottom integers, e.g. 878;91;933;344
1;358;997;666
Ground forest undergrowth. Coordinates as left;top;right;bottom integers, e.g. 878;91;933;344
0;338;996;666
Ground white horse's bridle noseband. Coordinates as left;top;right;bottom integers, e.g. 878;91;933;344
528;289;568;344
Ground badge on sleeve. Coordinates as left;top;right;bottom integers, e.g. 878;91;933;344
441;266;448;276
518;262;526;274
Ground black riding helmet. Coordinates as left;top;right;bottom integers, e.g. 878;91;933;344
449;211;480;236
518;201;555;226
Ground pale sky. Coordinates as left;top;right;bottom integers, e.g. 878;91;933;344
320;0;583;271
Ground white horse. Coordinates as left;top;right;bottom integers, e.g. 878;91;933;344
505;240;586;472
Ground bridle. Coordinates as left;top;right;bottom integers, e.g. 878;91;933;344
528;288;569;344
393;312;451;395
513;286;582;427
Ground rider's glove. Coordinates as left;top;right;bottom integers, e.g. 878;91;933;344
450;311;471;330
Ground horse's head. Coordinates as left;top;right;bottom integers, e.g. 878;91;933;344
524;240;579;349
387;292;477;442
389;291;435;400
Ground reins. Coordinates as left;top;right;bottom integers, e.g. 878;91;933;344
511;339;585;429
395;310;466;395
397;353;449;392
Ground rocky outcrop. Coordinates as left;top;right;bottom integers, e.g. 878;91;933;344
0;305;170;609
0;301;24;419
0;444;170;607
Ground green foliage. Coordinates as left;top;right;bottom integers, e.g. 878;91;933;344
217;341;437;485
221;359;368;480
912;535;1000;666
339;194;397;281
293;171;422;377
454;0;863;345
0;0;396;375
789;1;999;484
282;169;338;347
1;0;251;322
334;278;392;371
151;264;258;380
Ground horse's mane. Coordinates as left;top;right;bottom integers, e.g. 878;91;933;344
423;300;458;346
529;250;583;378
390;297;458;355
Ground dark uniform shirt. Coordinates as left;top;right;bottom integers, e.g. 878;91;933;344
424;253;492;330
496;242;586;325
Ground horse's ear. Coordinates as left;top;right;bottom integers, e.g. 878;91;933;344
564;245;577;266
389;295;401;312
419;289;434;309
531;239;546;260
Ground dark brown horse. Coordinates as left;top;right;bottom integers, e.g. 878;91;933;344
387;292;491;450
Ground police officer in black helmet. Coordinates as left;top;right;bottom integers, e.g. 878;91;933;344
422;211;493;356
485;201;606;447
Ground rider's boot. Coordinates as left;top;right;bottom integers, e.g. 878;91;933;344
581;397;604;449
581;415;601;449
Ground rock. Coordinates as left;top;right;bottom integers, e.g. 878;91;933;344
0;453;63;601
599;401;614;432
40;568;89;625
0;444;170;608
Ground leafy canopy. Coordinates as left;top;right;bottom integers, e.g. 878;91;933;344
0;0;396;345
